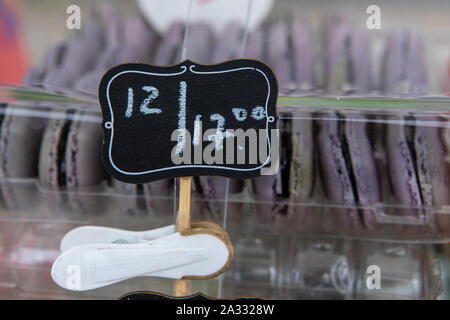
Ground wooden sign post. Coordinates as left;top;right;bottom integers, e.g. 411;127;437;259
175;176;192;296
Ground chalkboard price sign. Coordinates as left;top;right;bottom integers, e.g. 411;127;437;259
99;59;279;184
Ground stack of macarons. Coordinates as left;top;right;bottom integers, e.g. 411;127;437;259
381;31;449;224
24;3;158;98
13;7;449;232
244;16;449;231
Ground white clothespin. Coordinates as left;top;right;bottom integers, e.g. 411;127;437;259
51;221;233;291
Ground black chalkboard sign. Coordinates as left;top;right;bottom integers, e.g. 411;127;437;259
99;59;278;183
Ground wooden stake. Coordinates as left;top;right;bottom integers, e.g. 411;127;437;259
174;176;192;297
177;176;192;231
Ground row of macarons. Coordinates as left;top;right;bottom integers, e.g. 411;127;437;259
13;9;450;230
24;8;433;98
0;102;448;230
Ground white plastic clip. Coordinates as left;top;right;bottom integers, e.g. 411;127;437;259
51;221;233;291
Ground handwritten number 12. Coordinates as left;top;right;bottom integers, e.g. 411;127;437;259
125;86;161;118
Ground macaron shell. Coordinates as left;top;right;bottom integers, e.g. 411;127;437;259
37;111;70;210
322;17;375;229
345;29;377;228
369;112;401;211
65;112;105;212
317;112;360;229
385;116;423;211
344;114;379;229
65;113;104;189
382;31;431;219
38;114;68;189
